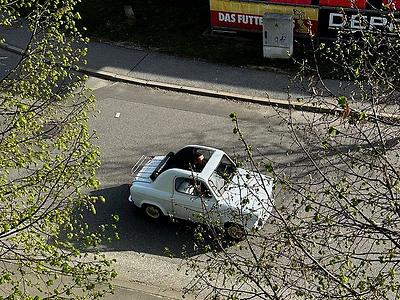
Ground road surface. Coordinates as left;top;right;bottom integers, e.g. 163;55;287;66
86;77;299;299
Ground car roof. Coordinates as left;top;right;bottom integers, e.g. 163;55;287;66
179;144;219;152
173;146;225;181
200;149;225;179
147;145;229;185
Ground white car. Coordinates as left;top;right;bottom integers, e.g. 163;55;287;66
128;145;274;240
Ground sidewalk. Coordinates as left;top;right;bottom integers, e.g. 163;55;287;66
0;23;347;115
1;25;398;120
103;281;183;300
0;24;292;98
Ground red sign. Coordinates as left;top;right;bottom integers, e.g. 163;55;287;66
319;0;366;8
210;0;399;37
210;1;319;35
210;11;264;31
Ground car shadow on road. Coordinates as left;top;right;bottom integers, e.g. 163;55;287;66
83;184;231;258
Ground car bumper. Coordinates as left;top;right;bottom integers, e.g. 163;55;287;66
128;195;140;208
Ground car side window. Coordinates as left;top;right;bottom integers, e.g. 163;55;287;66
175;178;195;195
175;178;212;198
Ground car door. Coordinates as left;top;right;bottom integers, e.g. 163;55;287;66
172;177;216;223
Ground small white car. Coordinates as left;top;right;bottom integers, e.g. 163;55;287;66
128;145;274;240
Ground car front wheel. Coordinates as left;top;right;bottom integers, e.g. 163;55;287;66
143;205;163;220
225;223;245;241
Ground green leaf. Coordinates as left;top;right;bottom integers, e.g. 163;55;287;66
340;274;349;284
314;213;321;222
2;224;10;232
264;162;274;173
328;126;339;136
338;96;347;108
229;112;237;121
389;268;395;278
89;204;97;215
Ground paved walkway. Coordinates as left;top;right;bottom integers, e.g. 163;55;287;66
0;24;293;98
104;280;183;300
0;23;350;115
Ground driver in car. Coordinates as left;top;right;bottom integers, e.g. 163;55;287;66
190;152;207;173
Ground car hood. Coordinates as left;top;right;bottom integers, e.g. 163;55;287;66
220;168;274;218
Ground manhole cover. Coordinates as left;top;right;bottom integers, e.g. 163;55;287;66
41;121;62;139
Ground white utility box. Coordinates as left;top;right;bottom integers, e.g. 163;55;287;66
263;13;294;59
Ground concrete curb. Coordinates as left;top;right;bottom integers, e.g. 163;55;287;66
0;41;338;114
1;42;399;122
110;280;184;300
80;66;340;115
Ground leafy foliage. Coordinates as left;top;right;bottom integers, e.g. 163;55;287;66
184;11;400;300
0;0;115;298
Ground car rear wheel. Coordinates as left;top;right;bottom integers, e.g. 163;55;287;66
143;205;163;220
225;223;245;241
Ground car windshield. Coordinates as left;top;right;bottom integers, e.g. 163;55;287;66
208;155;236;196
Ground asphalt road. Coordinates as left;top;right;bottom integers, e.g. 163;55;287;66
85;77;300;298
